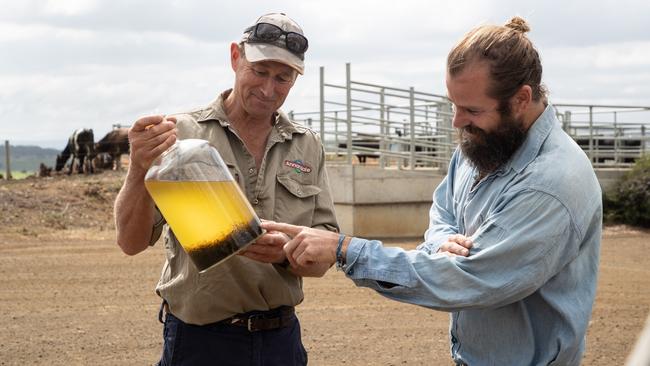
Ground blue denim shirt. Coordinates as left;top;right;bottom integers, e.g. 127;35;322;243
342;105;602;366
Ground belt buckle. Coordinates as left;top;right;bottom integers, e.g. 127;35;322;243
247;314;263;332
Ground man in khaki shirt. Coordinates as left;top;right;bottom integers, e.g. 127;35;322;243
114;13;338;366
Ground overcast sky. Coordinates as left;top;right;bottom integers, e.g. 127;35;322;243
2;0;650;148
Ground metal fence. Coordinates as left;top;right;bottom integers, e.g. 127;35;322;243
555;104;650;167
291;63;455;172
291;63;650;171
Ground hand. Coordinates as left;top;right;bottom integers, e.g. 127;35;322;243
437;234;473;257
261;221;340;269
239;231;290;264
128;115;177;174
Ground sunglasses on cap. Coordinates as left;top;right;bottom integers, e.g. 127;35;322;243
244;23;309;57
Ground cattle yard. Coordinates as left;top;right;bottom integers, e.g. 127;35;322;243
0;68;648;362
289;64;650;172
1;126;130;180
0;171;649;365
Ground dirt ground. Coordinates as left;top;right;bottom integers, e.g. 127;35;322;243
1;171;649;365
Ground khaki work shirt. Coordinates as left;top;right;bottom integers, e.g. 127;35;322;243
150;90;339;325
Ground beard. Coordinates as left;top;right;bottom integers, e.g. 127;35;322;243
457;110;527;175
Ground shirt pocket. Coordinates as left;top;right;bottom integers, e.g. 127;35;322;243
465;213;484;237
275;174;322;226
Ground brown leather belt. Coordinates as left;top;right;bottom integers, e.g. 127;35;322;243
221;306;295;332
159;301;295;332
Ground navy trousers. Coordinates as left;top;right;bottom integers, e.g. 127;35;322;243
157;312;308;366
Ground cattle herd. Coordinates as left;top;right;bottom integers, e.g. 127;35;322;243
54;127;130;175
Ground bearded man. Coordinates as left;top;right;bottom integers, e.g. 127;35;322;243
252;16;603;366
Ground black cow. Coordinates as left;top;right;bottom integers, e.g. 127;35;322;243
337;137;381;163
94;127;130;170
574;136;643;164
55;128;96;174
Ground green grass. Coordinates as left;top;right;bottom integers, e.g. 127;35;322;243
3;171;33;180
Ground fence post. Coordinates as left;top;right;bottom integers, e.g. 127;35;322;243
613;112;619;164
379;87;386;169
346;62;352;165
319;66;325;141
409;87;415;170
563;110;571;133
588;106;594;163
387;106;397;167
4;140;10;180
441;101;453;174
334;111;340;155
642;125;647;155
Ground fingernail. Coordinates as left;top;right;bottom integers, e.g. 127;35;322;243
462;249;469;255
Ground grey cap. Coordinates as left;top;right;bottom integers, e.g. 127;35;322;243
241;13;307;74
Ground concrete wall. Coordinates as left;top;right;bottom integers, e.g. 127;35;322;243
327;165;626;238
327;165;444;238
334;202;435;238
595;168;628;193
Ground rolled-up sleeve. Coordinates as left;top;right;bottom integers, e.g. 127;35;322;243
149;206;166;246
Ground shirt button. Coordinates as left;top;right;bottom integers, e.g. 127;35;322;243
248;168;256;175
253;198;259;205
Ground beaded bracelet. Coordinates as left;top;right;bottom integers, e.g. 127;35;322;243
335;233;346;269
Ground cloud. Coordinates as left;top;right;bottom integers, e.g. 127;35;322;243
42;0;101;16
1;0;649;147
541;41;650;105
0;63;233;143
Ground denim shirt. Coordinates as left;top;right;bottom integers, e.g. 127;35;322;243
342;105;602;366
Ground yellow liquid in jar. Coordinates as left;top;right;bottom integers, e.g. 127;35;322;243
145;180;262;270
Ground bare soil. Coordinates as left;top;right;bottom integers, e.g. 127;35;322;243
0;172;649;365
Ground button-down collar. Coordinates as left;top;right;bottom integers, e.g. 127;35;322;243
195;89;308;142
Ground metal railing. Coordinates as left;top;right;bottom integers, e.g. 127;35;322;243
290;63;650;171
291;63;455;171
555;104;650;167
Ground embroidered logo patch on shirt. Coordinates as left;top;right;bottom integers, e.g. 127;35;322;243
284;160;312;174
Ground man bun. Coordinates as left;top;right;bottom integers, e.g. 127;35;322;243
447;16;546;104
505;16;530;33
